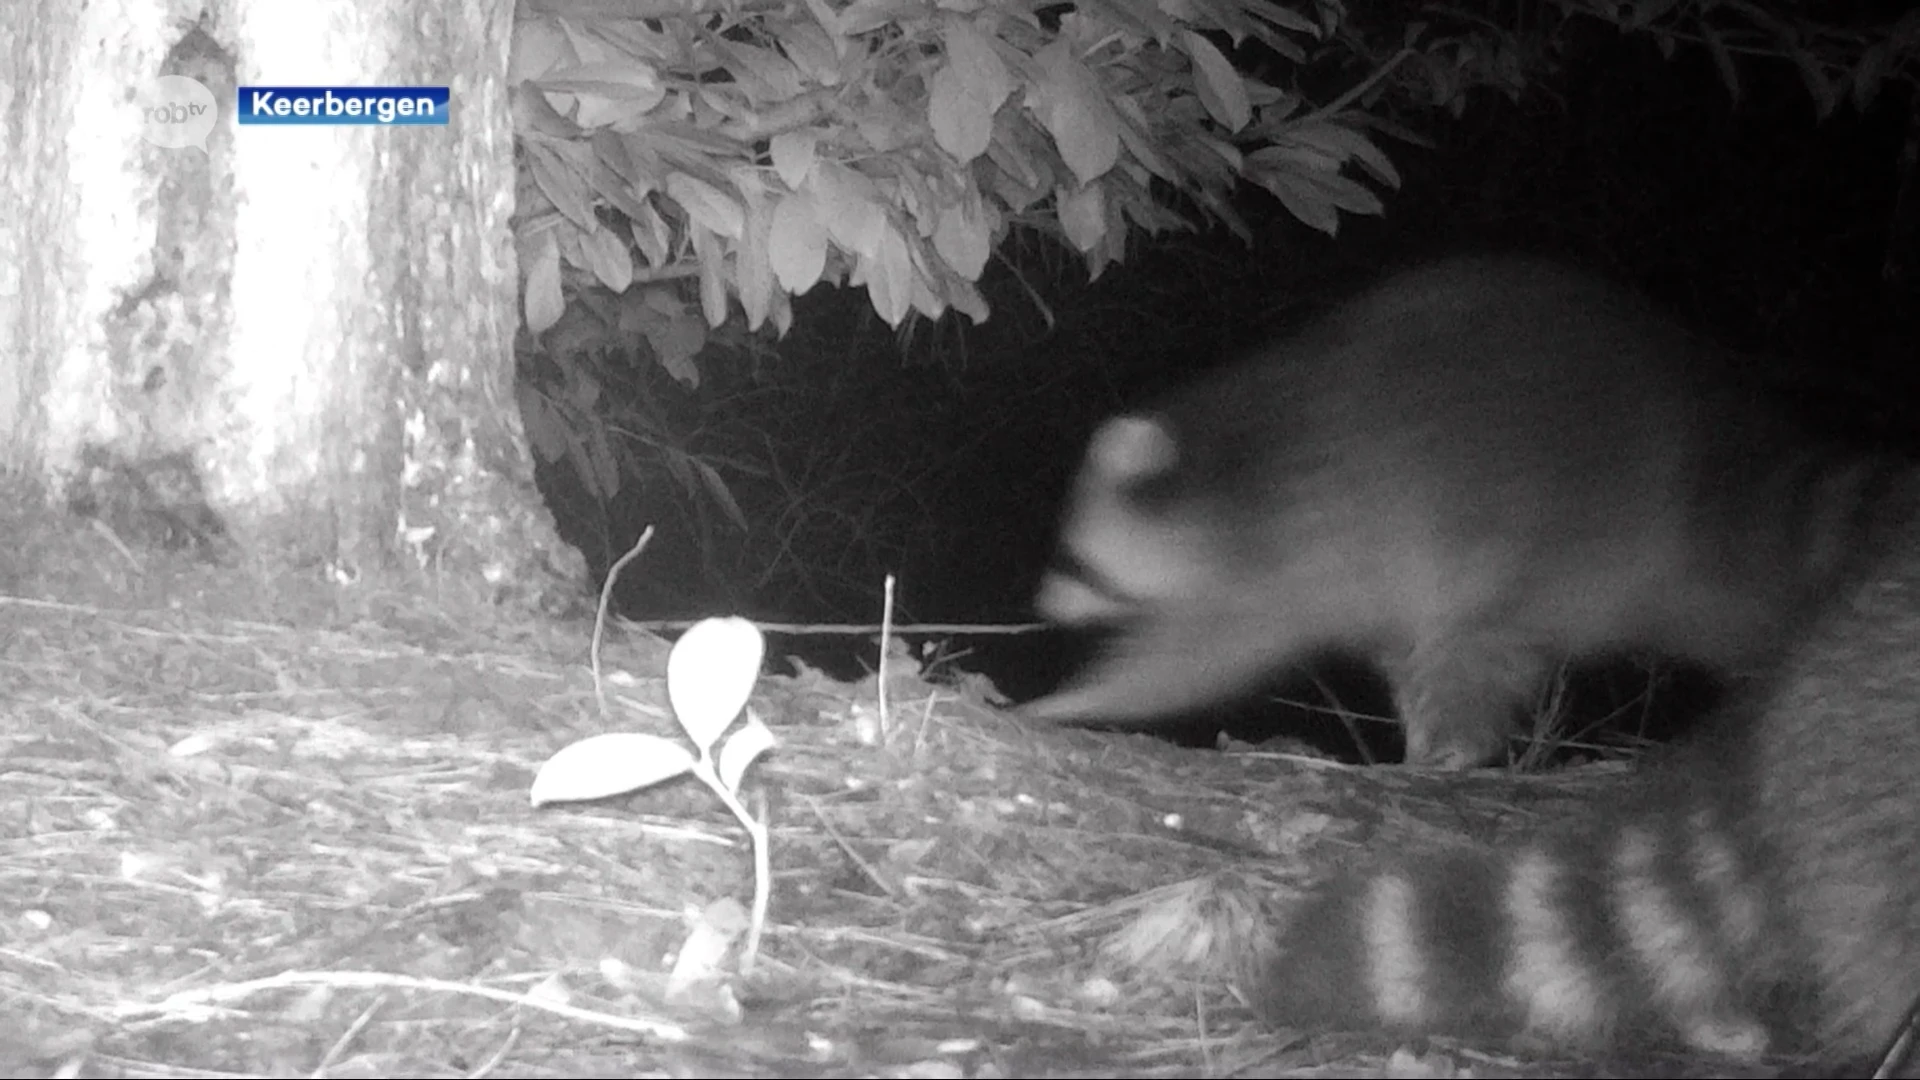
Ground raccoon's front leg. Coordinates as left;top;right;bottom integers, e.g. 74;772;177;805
1387;635;1549;769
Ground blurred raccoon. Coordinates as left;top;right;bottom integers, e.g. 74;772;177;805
1254;482;1920;1072
1029;256;1891;767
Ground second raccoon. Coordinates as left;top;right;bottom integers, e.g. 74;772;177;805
1253;475;1920;1071
1030;256;1885;767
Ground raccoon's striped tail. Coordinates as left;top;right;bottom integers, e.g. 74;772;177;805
1252;761;1794;1061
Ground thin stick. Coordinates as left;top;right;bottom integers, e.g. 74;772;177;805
879;573;896;737
591;526;656;719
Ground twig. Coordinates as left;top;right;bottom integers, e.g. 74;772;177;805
591;526;656;720
879;573;896;737
121;970;690;1042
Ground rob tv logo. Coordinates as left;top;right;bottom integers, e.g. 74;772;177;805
138;76;219;153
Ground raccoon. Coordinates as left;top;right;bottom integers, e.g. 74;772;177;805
1254;483;1920;1071
1030;256;1887;767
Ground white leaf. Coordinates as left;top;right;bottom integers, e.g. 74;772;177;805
932;190;990;280
862;221;913;327
530;733;696;807
770;130;818;189
1185;31;1251;132
523;232;565;334
666;173;745;240
578;224;634;293
929;22;1011;163
509;18;574;84
1057;182;1106;253
810;162;886;258
691;224;729;329
770;191;828;293
734;182;775;330
667;617;767;747
782;21;844;85
717;710;778;794
1030;41;1120;187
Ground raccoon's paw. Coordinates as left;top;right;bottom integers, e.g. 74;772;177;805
1391;643;1544;769
1401;720;1509;770
1087;414;1180;479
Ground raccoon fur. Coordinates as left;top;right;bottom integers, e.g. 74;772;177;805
1030;256;1889;767
1255;483;1920;1071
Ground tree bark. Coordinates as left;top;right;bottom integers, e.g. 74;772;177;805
0;0;586;611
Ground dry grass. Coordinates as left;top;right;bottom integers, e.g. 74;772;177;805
0;499;1801;1079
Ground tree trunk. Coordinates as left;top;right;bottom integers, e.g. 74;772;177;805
0;0;585;611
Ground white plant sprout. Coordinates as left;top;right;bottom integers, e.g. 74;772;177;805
531;614;777;977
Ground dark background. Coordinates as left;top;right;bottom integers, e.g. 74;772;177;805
528;23;1918;760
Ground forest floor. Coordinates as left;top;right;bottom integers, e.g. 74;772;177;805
0;501;1829;1079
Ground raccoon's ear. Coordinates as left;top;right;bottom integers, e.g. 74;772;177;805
1090;415;1179;481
